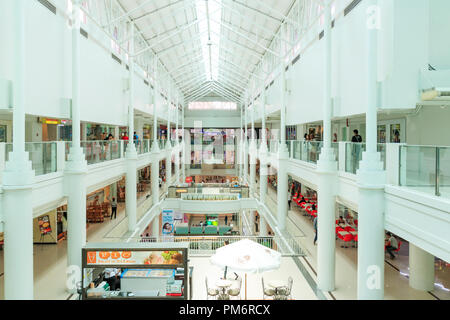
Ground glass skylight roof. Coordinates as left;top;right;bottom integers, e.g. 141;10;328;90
195;0;222;81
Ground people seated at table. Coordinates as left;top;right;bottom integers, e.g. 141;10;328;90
311;203;317;211
337;216;345;225
298;196;306;204
385;232;398;259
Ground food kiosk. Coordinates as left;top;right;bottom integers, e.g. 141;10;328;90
81;242;190;300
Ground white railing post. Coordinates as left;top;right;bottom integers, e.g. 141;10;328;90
386;143;403;186
56;141;66;172
338;141;346;172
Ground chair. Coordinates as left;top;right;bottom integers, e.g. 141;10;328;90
394;241;402;254
204;225;218;235
276;276;293;300
175;223;189;235
190;226;203;235
262;278;275;300
340;233;354;248
226;275;242;300
205;277;219;300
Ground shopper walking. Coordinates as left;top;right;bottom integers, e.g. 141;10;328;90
110;197;117;220
288;192;292;210
313;216;318;245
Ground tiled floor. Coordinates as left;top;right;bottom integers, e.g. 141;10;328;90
190;256;318;300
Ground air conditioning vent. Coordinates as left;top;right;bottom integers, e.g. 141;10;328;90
344;0;363;16
37;0;56;15
319;30;324;40
144;80;149;86
292;54;300;66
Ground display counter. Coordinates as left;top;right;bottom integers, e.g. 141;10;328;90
81;242;189;300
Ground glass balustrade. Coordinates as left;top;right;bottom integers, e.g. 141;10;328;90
345;143;386;174
65;140;122;165
289;141;323;164
5;142;57;176
399;145;450;198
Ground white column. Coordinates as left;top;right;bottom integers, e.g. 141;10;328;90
181;105;186;182
409;244;435;291
277;55;289;231
239;107;244;181
357;0;386;300
249;101;256;195
165;88;172;187
152;215;160;238
125;23;138;232
259;215;268;237
248;210;255;235
151;58;160;203
64;0;88;294
259;85;268;204
243;105;249;184
2;1;34;299
316;1;337;292
151;58;160;154
175;101;180;183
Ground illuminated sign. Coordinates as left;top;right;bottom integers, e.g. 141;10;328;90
86;250;184;266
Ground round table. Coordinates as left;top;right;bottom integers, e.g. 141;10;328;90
268;280;289;300
215;280;232;300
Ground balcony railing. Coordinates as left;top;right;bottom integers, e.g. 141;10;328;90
105;235;305;256
399;145;450;197
5;142;57;176
168;185;249;198
345;143;386;174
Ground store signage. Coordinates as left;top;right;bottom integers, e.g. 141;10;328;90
40;118;61;125
86;250;183;266
38;215;52;235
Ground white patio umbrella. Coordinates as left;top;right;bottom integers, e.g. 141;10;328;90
210;239;282;299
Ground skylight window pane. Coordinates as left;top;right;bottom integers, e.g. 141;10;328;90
195;0;222;82
188;101;237;110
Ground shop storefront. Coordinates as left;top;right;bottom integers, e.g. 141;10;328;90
86;123;116;140
81;243;190;299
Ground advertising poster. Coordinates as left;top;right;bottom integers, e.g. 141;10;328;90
86;250;183;266
38;215;52;235
162;210;174;236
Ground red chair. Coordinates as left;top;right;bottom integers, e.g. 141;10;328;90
394;241;402;254
341;233;354;248
354;219;358;226
344;226;355;232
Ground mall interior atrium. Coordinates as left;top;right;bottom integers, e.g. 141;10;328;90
0;0;448;301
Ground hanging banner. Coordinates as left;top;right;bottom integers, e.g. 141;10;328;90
161;210;174;236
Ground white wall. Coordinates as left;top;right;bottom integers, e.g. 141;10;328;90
428;0;450;70
406;106;450;146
